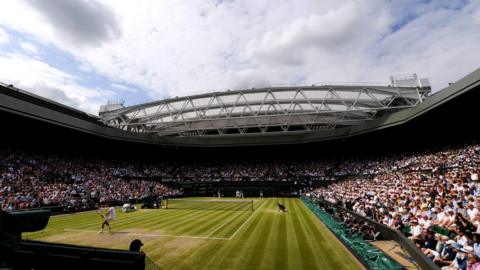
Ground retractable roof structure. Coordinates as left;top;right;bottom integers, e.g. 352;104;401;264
3;69;480;147
99;74;431;137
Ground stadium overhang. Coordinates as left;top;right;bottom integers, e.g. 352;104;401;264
99;74;430;137
1;69;479;147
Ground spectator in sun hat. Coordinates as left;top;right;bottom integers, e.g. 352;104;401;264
446;243;465;269
458;246;474;270
441;245;471;270
434;240;460;267
452;243;464;252
462;246;474;254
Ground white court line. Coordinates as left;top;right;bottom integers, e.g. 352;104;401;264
63;229;230;240
227;201;267;240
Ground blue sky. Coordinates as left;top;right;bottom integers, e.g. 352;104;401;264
0;24;153;109
0;0;479;114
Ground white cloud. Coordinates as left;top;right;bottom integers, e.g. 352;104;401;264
19;41;38;54
0;27;9;44
23;0;121;47
0;53;113;114
368;3;480;90
0;0;479;113
246;1;391;66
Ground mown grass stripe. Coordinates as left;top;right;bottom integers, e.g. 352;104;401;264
199;200;270;269
295;198;344;268
207;211;252;238
292;199;331;268
258;198;284;269
227;200;267;239
166;210;254;268
119;210;206;231
143;209;223;233
298;199;364;269
284;199;303;270
206;210;246;237
161;210;238;235
243;201;274;269
273;198;289;269
170;202;270;269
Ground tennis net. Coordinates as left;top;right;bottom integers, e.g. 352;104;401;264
165;199;254;211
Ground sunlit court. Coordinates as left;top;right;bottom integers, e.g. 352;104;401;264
23;198;362;270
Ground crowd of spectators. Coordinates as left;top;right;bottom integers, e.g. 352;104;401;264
2;142;479;212
309;142;480;269
0;149;182;211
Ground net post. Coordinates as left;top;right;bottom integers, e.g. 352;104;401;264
251;200;254;211
165;198;168;209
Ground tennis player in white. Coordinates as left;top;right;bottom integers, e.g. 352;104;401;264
98;206;116;234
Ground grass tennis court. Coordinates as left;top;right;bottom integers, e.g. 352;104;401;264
23;198;363;270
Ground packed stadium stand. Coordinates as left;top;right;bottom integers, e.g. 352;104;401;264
1;68;480;269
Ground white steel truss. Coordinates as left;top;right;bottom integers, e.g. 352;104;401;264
99;84;430;137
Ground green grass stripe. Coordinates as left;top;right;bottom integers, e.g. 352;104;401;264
273;199;289;269
171;201;269;268
298;199;364;269
175;203;266;268
159;210;238;235
295;199;335;268
284;199;303;270
212;199;273;269
189;200;270;269
206;211;253;238
243;200;275;269
257;199;284;269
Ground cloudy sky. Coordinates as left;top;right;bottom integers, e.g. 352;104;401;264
0;0;479;115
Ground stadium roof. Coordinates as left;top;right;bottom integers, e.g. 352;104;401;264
1;68;479;147
99;74;431;137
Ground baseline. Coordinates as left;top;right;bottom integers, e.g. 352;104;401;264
63;229;230;240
